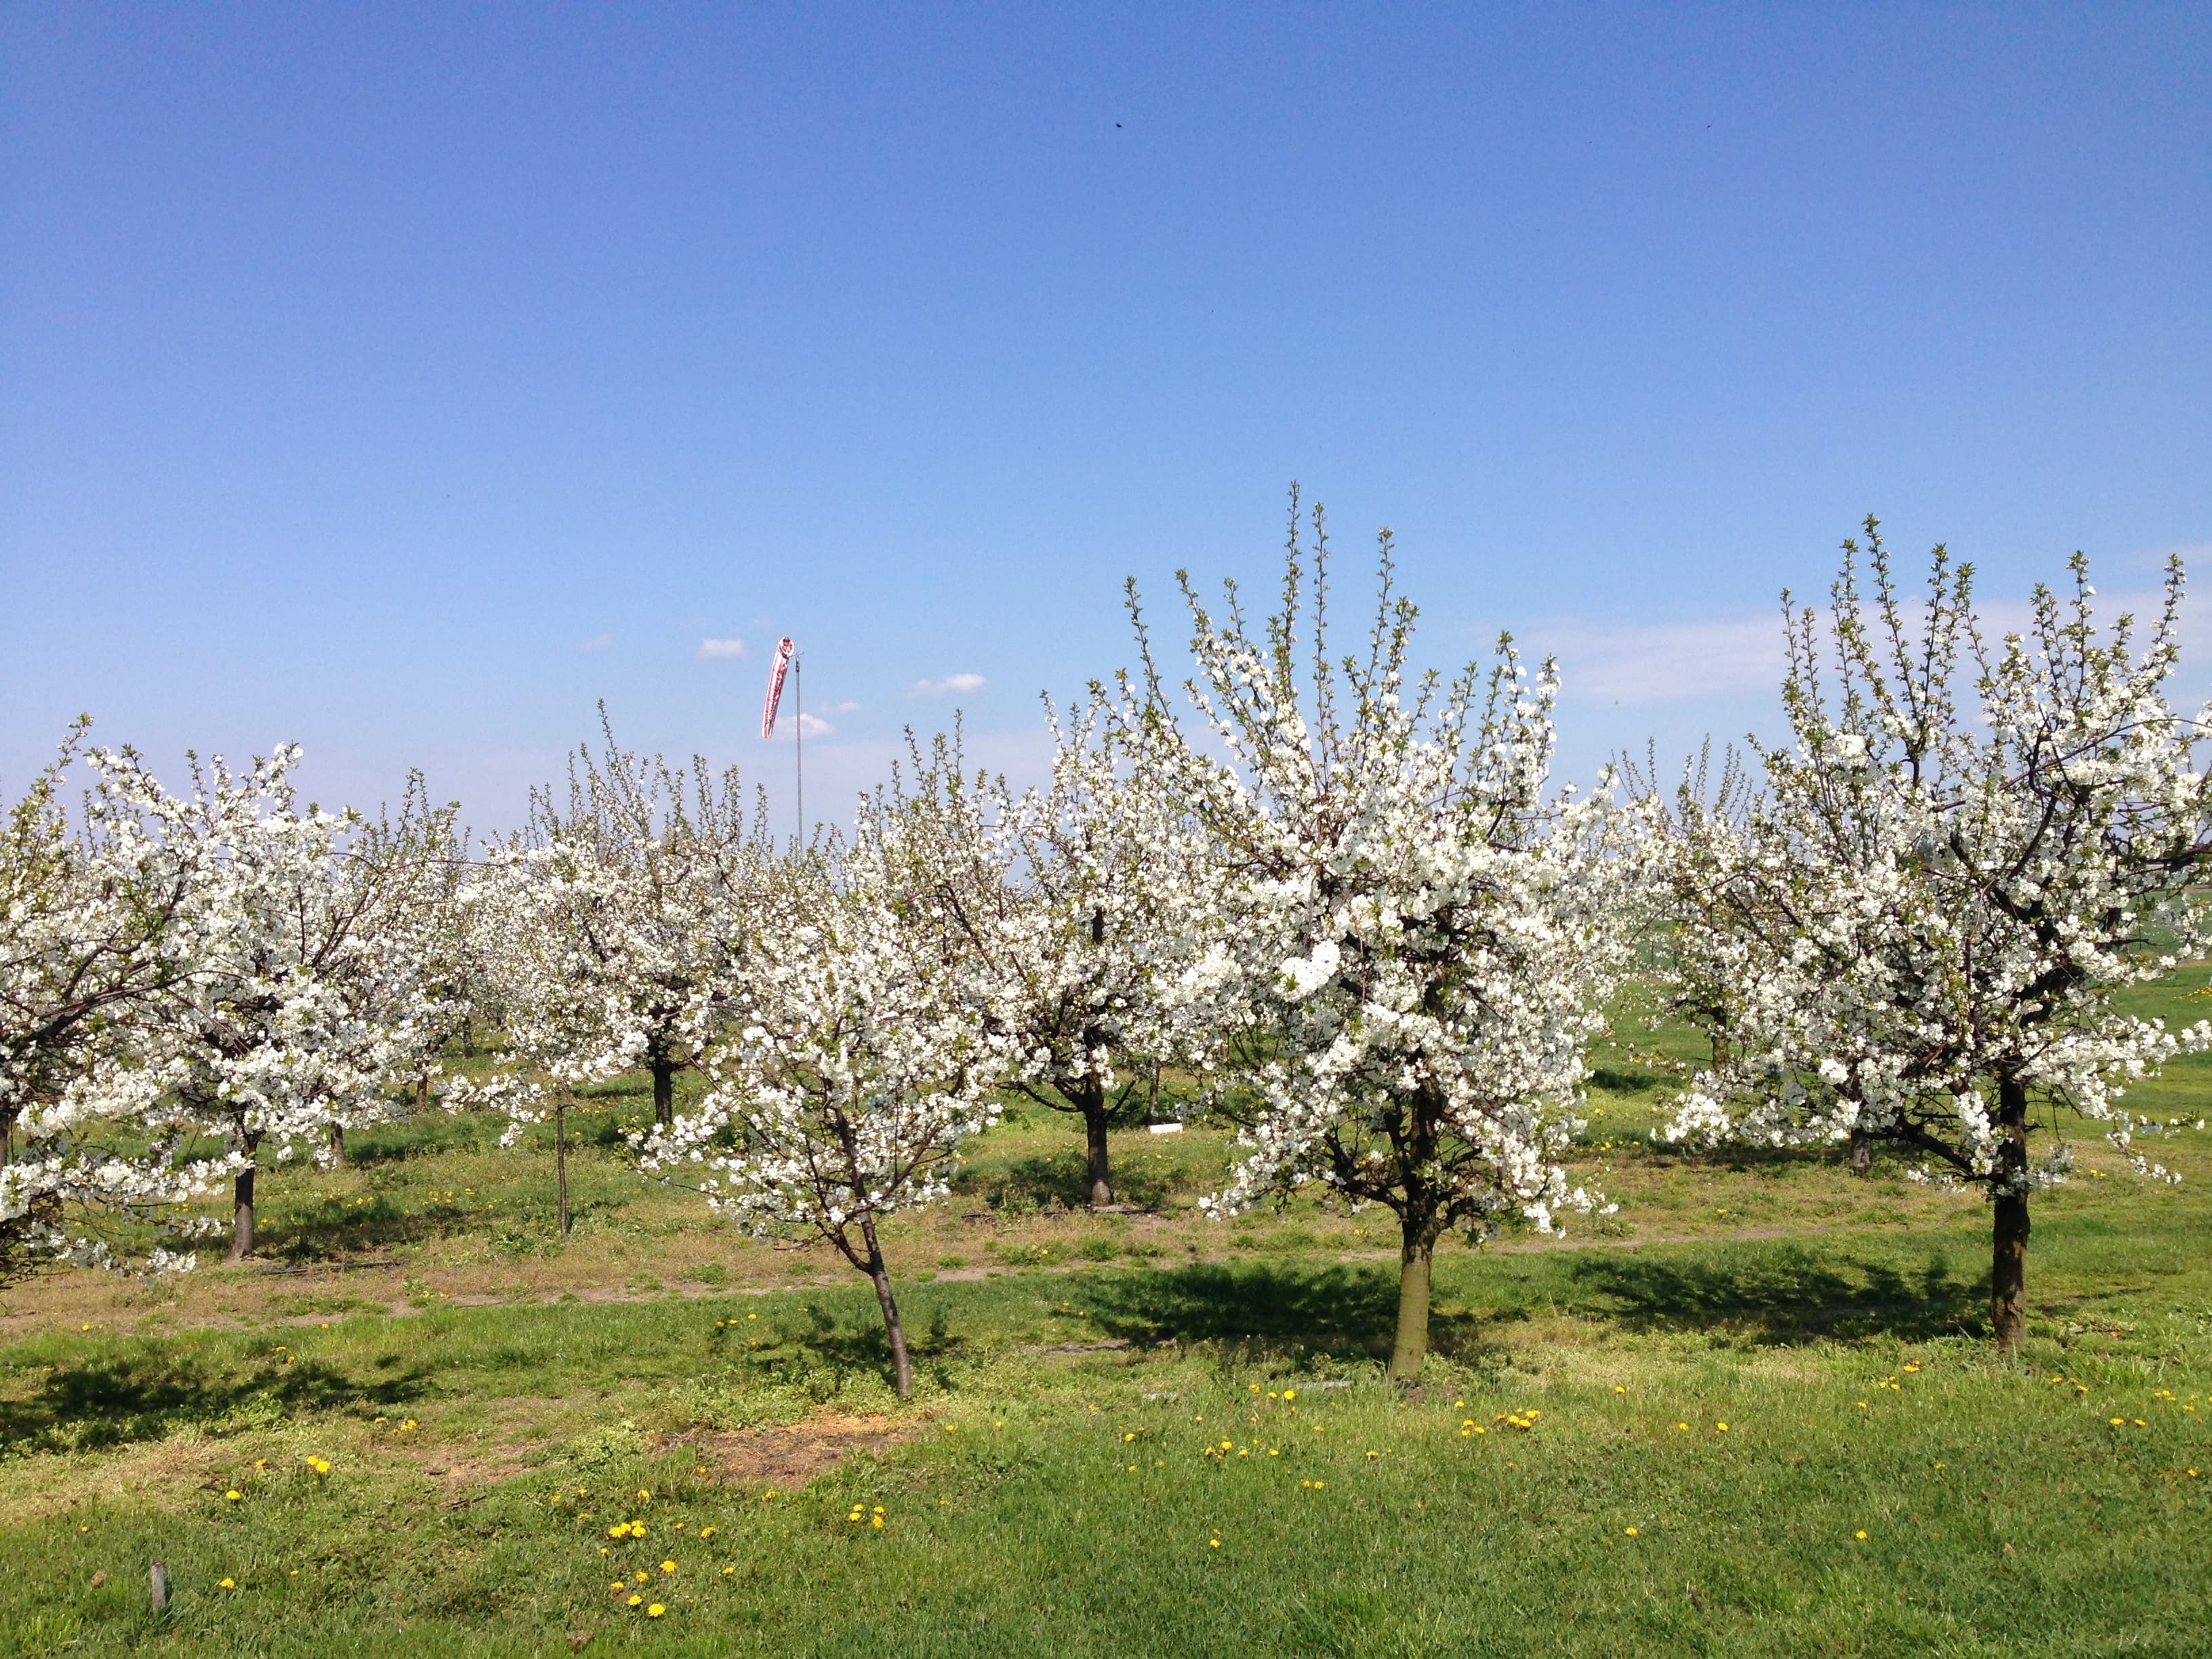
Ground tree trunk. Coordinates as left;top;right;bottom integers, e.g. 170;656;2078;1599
1709;1029;1729;1071
858;1212;913;1399
1991;1075;2031;1353
328;1123;346;1166
1081;1080;1113;1210
555;1095;571;1237
1850;1130;1872;1175
415;1071;430;1115
228;1164;258;1262
651;1059;676;1129
1389;1214;1436;1381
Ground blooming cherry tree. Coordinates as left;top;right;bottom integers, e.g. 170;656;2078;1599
640;815;1012;1399
478;717;763;1128
885;710;1232;1208
0;724;230;1277
1663;524;2212;1349
1127;497;1637;1378
89;746;456;1258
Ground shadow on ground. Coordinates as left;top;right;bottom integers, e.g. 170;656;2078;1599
0;1351;432;1454
1564;1244;1982;1343
1076;1261;1488;1365
958;1153;1173;1216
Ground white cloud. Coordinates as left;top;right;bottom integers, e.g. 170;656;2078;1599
1525;615;1782;705
575;632;613;652
796;713;834;737
697;638;747;659
1529;579;2209;708
831;700;861;714
907;672;987;699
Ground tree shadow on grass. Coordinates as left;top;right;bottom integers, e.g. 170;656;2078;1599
0;1352;433;1454
1076;1261;1492;1367
1564;1245;1981;1345
957;1153;1172;1215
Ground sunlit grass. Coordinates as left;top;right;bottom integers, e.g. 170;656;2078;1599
3;978;2209;1654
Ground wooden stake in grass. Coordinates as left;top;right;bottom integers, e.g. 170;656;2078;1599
556;1088;571;1238
149;1560;167;1612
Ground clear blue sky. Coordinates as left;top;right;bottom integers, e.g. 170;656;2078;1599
5;3;2207;828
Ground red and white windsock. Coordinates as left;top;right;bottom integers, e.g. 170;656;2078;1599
761;637;797;739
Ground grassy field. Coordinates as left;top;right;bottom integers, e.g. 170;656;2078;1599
3;981;2209;1656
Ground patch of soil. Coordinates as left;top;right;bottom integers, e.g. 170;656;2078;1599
419;1452;529;1500
659;1412;915;1490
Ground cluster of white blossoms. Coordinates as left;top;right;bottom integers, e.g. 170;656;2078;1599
1648;523;2212;1349
3;729;464;1269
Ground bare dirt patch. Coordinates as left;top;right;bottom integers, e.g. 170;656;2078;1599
658;1412;916;1491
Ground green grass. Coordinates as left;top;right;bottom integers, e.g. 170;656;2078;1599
4;982;2211;1656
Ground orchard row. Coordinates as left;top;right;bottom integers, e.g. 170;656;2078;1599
6;501;2207;1390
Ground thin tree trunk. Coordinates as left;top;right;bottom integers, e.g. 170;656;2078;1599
1991;1074;2031;1353
1389;1213;1436;1381
858;1212;913;1399
328;1122;346;1166
228;1164;258;1262
1081;1080;1113;1210
556;1094;571;1238
1850;1131;1872;1175
1709;1029;1729;1071
651;1059;676;1129
415;1071;430;1115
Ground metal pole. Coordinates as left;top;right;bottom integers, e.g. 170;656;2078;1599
794;651;803;846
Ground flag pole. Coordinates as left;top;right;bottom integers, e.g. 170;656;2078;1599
794;649;803;846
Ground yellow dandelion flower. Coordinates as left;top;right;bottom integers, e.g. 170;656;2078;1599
661;1560;676;1574
225;1490;242;1502
1855;1530;1868;1540
628;1594;642;1607
649;1604;664;1617
1624;1528;1639;1536
220;1578;236;1589
699;1527;715;1539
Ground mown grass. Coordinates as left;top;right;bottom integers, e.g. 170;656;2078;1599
3;980;2209;1656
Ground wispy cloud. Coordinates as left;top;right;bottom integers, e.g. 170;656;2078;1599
1531;577;2212;708
830;700;861;714
697;638;747;659
1528;615;1782;705
575;632;613;652
796;712;834;737
907;672;986;699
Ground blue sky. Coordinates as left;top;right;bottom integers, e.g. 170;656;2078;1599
4;3;2207;830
